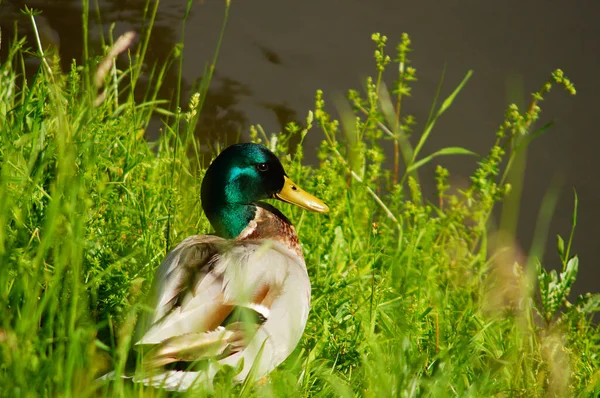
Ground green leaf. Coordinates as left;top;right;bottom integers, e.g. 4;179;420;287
576;293;600;314
12;132;35;148
565;190;578;265
513;121;554;153
412;70;473;161
557;235;565;259
406;146;478;173
560;255;579;295
538;256;579;321
239;340;267;398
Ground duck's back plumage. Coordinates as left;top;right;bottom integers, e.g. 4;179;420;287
133;213;311;391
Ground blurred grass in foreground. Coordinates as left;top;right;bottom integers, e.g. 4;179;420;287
0;2;598;397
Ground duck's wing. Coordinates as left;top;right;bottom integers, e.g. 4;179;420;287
131;238;311;391
136;234;228;345
135;237;297;368
149;235;225;323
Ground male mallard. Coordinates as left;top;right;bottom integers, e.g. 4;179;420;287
132;143;329;391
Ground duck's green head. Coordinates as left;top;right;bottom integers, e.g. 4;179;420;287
201;143;329;238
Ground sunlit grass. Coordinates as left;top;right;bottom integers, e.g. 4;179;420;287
0;2;598;397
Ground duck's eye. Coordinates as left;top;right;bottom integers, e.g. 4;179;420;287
256;163;269;172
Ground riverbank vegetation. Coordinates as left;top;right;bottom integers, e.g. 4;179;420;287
0;2;598;396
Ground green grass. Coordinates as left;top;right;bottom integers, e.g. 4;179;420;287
1;3;599;397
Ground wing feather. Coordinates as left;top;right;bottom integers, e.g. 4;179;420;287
135;237;309;385
136;235;227;344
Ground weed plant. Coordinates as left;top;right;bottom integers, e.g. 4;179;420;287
0;2;598;397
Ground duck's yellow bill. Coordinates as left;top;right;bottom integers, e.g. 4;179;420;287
274;176;329;213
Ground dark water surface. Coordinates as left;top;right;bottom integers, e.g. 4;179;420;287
1;0;599;295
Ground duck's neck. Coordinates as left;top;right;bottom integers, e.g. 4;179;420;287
207;202;303;257
207;203;257;239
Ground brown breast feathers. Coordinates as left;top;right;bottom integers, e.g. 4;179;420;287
235;205;303;258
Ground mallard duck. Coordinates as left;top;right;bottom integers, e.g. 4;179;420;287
131;143;329;391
